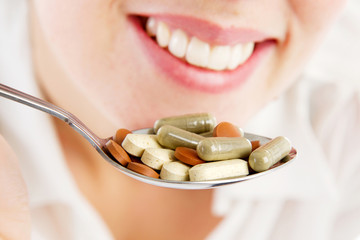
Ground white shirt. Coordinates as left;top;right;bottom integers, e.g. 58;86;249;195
1;0;359;240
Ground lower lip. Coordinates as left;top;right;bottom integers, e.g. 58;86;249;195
129;17;276;94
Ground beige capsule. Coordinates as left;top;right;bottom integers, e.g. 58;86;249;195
197;137;252;161
189;159;249;181
160;161;190;181
141;148;176;170
199;131;214;137
157;125;205;150
121;134;162;157
248;136;291;172
153;113;216;134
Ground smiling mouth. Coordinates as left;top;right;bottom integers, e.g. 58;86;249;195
140;17;256;72
130;15;276;93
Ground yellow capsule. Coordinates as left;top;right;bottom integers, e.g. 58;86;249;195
248;136;291;172
157;125;205;150
196;137;252;161
189;159;249;181
154;113;216;134
160;161;190;181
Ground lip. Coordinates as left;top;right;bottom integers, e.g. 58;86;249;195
146;14;271;45
129;15;276;93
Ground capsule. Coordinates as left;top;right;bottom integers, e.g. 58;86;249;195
189;159;249;181
196;137;252;161
122;134;162;157
248;136;291;172
160;161;190;181
141;148;176;170
199;131;214;137
154;113;216;134
157;125;205;150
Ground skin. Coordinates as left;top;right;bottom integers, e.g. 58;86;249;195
0;0;346;239
0;136;30;240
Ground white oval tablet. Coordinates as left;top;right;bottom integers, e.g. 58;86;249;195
160;161;190;181
189;159;249;181
122;134;162;157
141;148;176;170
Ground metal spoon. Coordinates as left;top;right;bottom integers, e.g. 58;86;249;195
0;83;296;189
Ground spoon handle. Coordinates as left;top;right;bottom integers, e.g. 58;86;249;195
0;83;106;148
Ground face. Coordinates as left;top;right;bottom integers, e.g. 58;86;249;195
30;0;345;135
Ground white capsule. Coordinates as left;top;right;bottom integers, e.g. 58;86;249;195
189;159;249;181
141;148;176;170
122;134;162;157
160;161;190;181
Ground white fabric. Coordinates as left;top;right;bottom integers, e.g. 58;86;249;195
305;0;360;89
1;0;359;240
209;77;360;240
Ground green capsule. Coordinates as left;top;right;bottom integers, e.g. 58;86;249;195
196;137;252;161
199;131;214;137
154;113;216;134
157;125;205;150
248;136;291;172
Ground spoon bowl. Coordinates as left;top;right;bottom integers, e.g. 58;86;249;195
115;128;296;189
0;83;297;189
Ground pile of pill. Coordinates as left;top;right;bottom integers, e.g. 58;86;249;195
105;113;293;182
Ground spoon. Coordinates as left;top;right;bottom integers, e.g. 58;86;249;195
0;83;296;189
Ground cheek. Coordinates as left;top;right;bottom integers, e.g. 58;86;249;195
32;0;124;86
267;0;346;93
289;0;346;32
32;0;178;129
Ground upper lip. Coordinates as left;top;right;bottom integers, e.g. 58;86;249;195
137;14;275;46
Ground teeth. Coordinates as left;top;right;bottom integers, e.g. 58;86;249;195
241;42;255;63
156;21;171;48
186;37;210;68
208;45;231;71
169;29;189;58
146;17;157;37
150;19;255;71
227;44;244;70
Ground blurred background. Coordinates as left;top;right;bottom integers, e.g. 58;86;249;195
305;0;360;89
